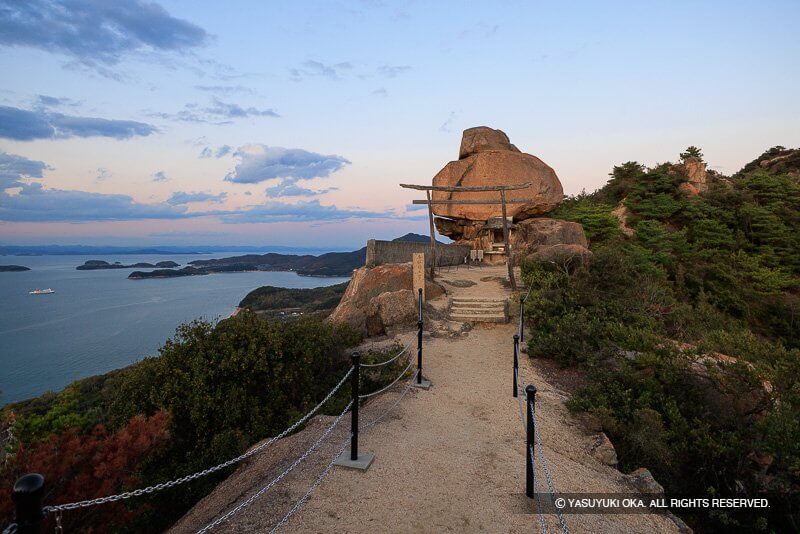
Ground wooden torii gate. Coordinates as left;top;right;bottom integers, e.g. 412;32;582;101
399;182;533;291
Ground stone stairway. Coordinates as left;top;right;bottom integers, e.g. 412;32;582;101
449;296;508;323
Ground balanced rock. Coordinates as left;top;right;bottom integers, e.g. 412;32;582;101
328;263;444;335
459;126;520;159
432;127;563;223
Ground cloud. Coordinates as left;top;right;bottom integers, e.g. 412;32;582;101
152;170;169;182
199;144;232;159
35;94;80;108
372;87;388;97
377;64;411;78
0;184;194;221
167;191;227;205
194;85;254;96
290;60;353;81
205;98;279;119
0;151;386;224
264;182;337;198
0;105;158;141
219;199;393;223
439;111;457;133
224;145;350;184
95;167;111;182
149;99;278;124
0;151;49;189
0;0;207;67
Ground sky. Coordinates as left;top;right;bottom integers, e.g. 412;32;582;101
0;0;798;249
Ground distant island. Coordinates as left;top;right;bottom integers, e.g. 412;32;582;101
237;282;349;318
128;233;432;279
0;265;30;272
77;260;180;270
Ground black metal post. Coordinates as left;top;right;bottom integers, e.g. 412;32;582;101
513;334;519;397
350;352;360;461
519;296;526;344
11;473;45;533
526;384;537;498
417;288;423;385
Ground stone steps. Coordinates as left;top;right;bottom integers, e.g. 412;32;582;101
449;297;508;323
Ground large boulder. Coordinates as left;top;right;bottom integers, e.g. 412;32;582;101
510;218;588;258
366;289;416;337
432;128;563;222
328;263;445;335
459;126;520;159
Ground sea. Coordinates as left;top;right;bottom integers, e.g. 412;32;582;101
0;253;350;405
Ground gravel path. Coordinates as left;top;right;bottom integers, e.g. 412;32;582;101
173;268;680;533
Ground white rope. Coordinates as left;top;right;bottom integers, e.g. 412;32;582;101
358;357;414;399
359;335;416;368
196;400;353;534
45;366;354;513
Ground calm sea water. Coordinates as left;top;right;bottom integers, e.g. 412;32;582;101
0;254;349;405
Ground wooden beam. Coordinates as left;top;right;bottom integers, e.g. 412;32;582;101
411;198;535;205
400;182;531;192
500;190;517;291
426;190;436;280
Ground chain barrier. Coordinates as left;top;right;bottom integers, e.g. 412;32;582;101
362;370;419;431
358;357;414;399
530;445;548;534
196;400;353;534
43;366;354;514
530;404;569;534
270;438;348;533
358;335;415;368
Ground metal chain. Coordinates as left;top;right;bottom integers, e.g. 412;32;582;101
362;370;419;431
530;445;548;534
44;366;354;513
196;400;353;534
272;368;421;531
358;357;414;399
515;367;526;431
530;405;569;534
270;438;349;533
359;335;415;368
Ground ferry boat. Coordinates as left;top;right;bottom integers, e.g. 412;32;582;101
29;288;55;295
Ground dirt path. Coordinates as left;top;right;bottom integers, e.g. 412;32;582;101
174;268;680;533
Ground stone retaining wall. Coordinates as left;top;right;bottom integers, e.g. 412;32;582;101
365;239;470;268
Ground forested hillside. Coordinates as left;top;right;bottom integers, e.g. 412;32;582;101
524;146;800;532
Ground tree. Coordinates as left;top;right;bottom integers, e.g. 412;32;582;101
680;146;703;161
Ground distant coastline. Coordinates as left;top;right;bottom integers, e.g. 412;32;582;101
77;260;180;270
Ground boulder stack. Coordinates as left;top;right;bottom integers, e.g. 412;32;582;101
432;127;564;225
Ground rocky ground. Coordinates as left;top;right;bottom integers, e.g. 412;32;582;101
172;266;682;533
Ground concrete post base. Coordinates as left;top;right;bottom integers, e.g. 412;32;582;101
333;451;375;471
412;377;432;390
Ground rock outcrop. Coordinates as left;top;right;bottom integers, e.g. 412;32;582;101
510;218;588;258
674;157;708;196
432;127;563;225
328;263;445;336
591;433;619;467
